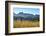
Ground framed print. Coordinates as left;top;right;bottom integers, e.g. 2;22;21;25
5;1;45;35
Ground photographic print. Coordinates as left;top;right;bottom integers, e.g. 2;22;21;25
5;1;45;35
13;8;40;28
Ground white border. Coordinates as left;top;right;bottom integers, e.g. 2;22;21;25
9;3;43;33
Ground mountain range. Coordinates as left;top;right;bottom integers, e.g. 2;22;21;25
13;12;39;21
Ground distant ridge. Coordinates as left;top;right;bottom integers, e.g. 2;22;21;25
19;12;23;14
13;12;39;21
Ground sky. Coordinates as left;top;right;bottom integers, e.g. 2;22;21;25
13;8;40;15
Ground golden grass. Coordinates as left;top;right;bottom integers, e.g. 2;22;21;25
13;20;40;28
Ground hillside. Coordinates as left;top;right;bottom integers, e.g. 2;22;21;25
13;12;39;21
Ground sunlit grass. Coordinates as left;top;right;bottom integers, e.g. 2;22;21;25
13;20;40;28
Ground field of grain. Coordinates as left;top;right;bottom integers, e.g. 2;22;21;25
13;20;40;28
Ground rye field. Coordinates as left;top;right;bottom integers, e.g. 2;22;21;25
13;20;40;28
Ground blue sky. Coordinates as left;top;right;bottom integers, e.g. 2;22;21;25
13;8;40;15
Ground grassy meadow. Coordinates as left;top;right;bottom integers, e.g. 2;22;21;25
13;20;40;28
